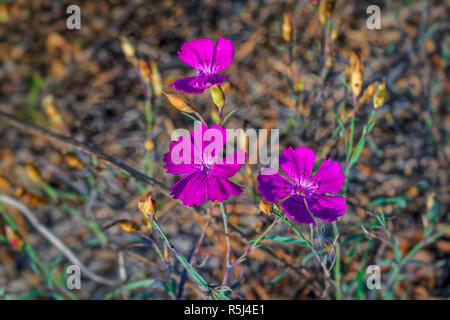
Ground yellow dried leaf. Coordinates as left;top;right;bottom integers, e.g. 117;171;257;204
163;91;196;113
26;164;43;183
0;176;11;191
14;187;44;208
119;220;140;233
65;154;84;168
282;13;293;42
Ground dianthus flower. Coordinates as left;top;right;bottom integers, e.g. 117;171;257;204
163;124;245;206
257;146;347;225
171;37;234;94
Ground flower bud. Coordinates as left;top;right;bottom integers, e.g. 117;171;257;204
118;220;140;233
330;25;339;41
259;200;273;214
349;52;364;98
318;0;335;24
120;36;135;60
282;13;293;42
358;81;379;106
144;139;154;151
210;85;225;109
6;226;23;250
163;91;196;113
373;79;386;109
137;59;151;83
138;191;157;216
150;61;163;96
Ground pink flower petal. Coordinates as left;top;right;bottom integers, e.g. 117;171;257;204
201;124;227;156
207;178;244;203
171;74;227;94
211;149;246;179
257;168;293;203
313;158;345;194
310;195;347;222
211;37;234;73
177;39;214;73
171;76;208;94
281;195;315;225
163;136;200;174
170;171;208;207
280;146;316;182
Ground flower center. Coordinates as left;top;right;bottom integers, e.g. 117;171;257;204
293;176;319;199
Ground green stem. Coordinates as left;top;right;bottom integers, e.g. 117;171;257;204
232;215;283;267
332;221;342;299
151;218;212;293
220;202;232;285
280;210;342;297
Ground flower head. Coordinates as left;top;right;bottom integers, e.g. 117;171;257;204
171;37;234;94
163;124;245;206
257;146;347;225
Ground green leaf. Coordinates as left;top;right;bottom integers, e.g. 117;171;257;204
393;243;403;262
254;236;308;246
106;279;157;299
369;196;408;209
349;136;366;167
270;272;287;284
221;108;237;125
343;233;365;243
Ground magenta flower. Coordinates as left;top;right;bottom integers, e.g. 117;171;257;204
171;37;234;94
163;124;245;207
257;146;347;225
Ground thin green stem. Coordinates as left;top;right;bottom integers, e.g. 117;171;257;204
151;218;213;293
279;208;342;298
193;111;207;125
220;202;232;285
332;221;342;299
232;215;283;267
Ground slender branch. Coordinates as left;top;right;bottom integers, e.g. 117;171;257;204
0;194;120;287
0;110;170;194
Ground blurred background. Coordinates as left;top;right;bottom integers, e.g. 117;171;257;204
0;0;448;299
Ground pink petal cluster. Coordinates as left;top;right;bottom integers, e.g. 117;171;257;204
163;124;245;207
171;37;234;94
257;146;347;225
